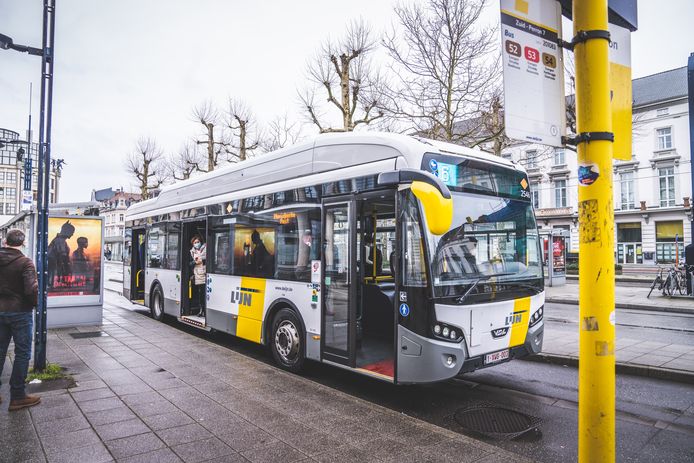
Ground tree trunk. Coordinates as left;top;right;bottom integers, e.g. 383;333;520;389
340;56;352;131
207;122;215;171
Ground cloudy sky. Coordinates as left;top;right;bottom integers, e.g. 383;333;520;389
1;0;692;202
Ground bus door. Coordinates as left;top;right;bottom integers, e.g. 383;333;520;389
321;197;357;367
130;228;146;303
181;219;208;318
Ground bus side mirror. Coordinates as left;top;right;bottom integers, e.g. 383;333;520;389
378;169;453;235
410;181;453;235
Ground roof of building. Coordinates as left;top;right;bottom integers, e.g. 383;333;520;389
93;188;116;202
633;66;688;108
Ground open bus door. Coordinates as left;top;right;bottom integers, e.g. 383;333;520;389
321;196;357;367
128;228;146;304
180;219;208;327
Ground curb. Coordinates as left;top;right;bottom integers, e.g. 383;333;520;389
545;297;694;314
524;353;694;385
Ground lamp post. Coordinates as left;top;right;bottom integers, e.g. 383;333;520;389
0;0;56;371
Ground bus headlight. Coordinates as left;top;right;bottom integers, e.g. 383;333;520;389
529;305;544;328
432;322;463;343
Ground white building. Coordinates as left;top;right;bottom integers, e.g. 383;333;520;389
92;187;141;261
500;66;690;265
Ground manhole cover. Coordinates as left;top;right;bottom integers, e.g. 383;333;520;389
453;402;542;440
69;331;108;339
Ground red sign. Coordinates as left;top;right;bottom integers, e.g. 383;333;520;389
524;46;540;63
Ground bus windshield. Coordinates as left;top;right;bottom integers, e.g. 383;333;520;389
428;192;542;299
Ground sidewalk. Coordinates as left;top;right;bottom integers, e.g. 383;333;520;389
0;304;530;463
539;283;694;383
545;282;694;313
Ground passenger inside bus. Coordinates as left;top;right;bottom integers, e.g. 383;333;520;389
251;229;274;277
189;235;206;317
364;234;383;277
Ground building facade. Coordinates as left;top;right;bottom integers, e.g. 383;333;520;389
499;67;691;265
0;127;61;225
92;187;141;261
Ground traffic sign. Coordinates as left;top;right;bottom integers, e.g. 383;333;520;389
609;23;632;161
500;0;566;147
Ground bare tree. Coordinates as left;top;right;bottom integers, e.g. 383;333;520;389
125;137;167;199
226;99;261;162
383;0;498;144
300;19;384;133
262;114;304;151
166;141;203;181
192;101;229;172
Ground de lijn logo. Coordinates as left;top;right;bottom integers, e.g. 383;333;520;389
399;303;410;317
231;287;258;307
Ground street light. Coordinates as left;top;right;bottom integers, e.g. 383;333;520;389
1;0;56;372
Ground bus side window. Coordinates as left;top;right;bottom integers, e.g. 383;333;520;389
147;225;165;268
401;191;427;287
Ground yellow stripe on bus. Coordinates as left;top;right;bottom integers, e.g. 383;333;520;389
235;277;267;344
508;297;531;347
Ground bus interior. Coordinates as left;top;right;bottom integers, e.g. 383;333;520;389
356;193;396;378
182;220;207;323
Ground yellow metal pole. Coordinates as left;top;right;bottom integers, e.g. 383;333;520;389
574;1;616;462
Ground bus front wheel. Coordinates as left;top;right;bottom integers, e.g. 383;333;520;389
151;285;165;321
270;308;305;373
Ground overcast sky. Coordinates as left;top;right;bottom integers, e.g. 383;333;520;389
1;0;692;202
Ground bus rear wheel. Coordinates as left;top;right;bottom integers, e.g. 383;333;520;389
270;308;305;373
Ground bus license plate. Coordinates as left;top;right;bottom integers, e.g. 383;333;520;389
484;349;509;365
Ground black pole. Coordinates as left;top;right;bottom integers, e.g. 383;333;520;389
33;0;56;372
688;53;694;240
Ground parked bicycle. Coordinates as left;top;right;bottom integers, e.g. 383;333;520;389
648;264;690;298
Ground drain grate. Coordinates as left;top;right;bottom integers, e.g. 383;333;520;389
453;402;542;440
69;331;108;339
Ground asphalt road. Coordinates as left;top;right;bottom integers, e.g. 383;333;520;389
104;291;694;463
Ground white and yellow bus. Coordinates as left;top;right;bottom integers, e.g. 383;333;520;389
124;132;544;384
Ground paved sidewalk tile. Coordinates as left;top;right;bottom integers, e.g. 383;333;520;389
1;304;531;463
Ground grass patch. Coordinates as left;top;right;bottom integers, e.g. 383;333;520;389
26;363;68;382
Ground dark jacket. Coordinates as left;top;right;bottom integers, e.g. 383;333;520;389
0;248;38;312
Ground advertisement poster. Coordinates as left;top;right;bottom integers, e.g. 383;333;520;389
552;235;566;276
47;217;102;297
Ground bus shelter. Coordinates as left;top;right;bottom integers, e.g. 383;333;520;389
0;203;104;328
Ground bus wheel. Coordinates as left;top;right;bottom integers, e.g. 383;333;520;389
151;286;165;321
270;309;305;373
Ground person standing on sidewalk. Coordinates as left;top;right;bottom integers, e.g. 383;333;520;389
0;229;41;411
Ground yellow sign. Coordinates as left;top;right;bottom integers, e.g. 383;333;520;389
609;23;632;161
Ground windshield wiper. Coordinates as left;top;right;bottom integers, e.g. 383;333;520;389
456;272;515;304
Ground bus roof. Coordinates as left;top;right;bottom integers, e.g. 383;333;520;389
127;132;518;218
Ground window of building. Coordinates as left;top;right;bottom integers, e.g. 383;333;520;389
655;221;684;264
656;127;673;150
6;203;16;215
5;187;16;198
658;166;675;207
553;179;567;207
656;108;669;117
6;172;16;183
525;150;538;169
620;171;635;210
553;149;565;166
119;214;124;222
0;172;4;182
531;185;540;209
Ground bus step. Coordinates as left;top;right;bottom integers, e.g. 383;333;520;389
179;315;210;331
